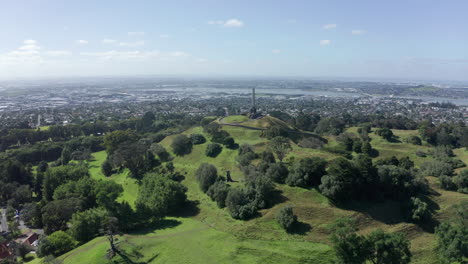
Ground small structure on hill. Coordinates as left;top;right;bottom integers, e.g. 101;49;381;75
249;88;262;119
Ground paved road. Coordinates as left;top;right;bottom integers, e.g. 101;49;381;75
0;208;7;232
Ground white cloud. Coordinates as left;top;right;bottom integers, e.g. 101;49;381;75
119;41;145;47
323;24;337;30
80;50;190;60
102;39;117;44
320;40;331;46
128;31;146;36
169;51;189;57
77;40;89;45
18;40;41;51
351;29;366;35
23;40;37;45
224;19;244;27
44;50;72;56
208;19;244;27
272;49;281;54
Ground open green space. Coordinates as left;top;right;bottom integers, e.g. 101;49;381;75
41;124;468;264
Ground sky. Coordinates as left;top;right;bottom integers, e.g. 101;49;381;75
1;0;468;81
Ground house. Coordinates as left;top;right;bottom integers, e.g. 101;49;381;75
23;233;39;247
0;242;12;259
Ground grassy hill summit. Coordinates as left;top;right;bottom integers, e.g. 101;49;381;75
38;118;468;264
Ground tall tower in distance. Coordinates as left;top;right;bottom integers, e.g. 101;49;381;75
252;87;256;108
249;87;257;118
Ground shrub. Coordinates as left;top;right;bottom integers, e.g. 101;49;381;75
101;159;113;177
171;134;193;156
195;163;218;192
375;128;394;141
238;144;255;156
261;151;276;164
38;231;78;257
225;188;257;220
286;157;327;187
150;143;172;161
223;136;236;149
439;175;456;191
454;170;468;193
190;133;206;145
207;181;230;208
298;137;324;149
420;160;453;177
410;197;430;223
205;143;222;157
406;136;422;145
266;162;289;183
415;150;427;157
276;206;297;231
236;152;257;167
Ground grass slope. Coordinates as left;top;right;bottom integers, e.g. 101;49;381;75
54;126;467;264
87;151;139;207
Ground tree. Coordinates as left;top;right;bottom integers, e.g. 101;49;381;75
171;134;193;156
190;134;206;145
435;201;467;264
16;243;33;260
276;206;297;232
266;162;289;184
409;197;430;223
136;173;187;220
319;158;357;202
261;151;276;164
70;208;109;243
101;159;113;177
61;146;72;165
330;218;412;264
205;143;222;157
42;198;82;234
195;163;218;192
362;142;373;156
103;130;139;155
223;136;236;149
376;128;394;141
38;231;78;257
101;217;122;260
43;165;89;201
329;218;369;264
150;143;172;162
225;188;257;220
95;181;124;213
286;157;327;187
352;140;362;153
406;136;422;145
366;229;412;264
268;136;291;162
206;181;230;208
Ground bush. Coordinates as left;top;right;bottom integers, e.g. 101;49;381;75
286;157;327;187
298;137;324;149
171;134;193;156
238;144;255;156
101;159;113;177
69;208;109;243
236;152;257;167
38;231;78;257
406;136;422;145
266;162;289;183
276;206;297;231
195;163;218;192
409;197;430;223
207;181;230;208
205;143;222;157
190;134;206;145
150;143;172;161
454;170;468;193
223;136;236;149
225;188;257;220
261;151;276;164
136;173;187;219
415;150;427;157
439;175;456;191
420;160;453;177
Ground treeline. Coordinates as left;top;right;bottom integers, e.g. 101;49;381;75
0;112;203;152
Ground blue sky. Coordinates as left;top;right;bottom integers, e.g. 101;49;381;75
1;0;467;81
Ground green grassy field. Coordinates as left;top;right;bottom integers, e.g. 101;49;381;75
222;115;249;123
87;151;139;207
42;125;468;264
